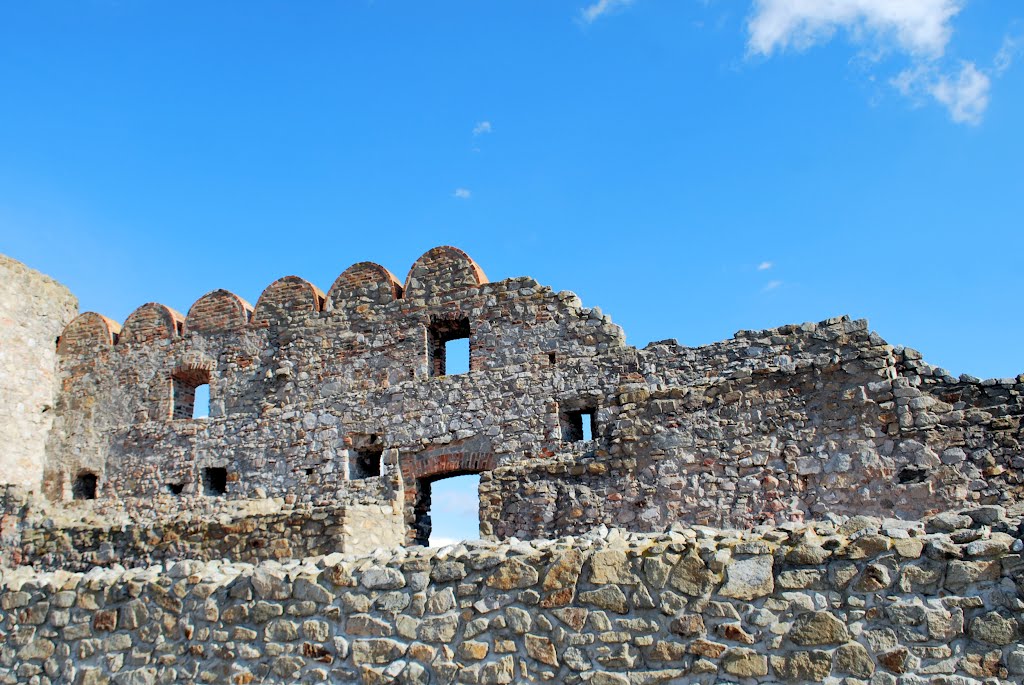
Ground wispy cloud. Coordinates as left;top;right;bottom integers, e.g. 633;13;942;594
994;31;1023;76
891;61;990;125
747;0;963;59
472;121;492;136
453;188;471;200
757;261;773;271
746;0;1013;126
763;280;783;292
580;0;634;24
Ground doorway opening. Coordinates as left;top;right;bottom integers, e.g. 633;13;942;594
413;473;481;547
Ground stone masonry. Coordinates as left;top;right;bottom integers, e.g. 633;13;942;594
0;247;1022;684
1;506;1022;684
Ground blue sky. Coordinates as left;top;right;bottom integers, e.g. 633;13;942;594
2;2;1021;542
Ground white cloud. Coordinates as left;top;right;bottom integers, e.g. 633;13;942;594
892;60;990;125
453;188;471;200
473;121;492;136
763;280;783;291
757;261;773;271
994;32;1023;76
746;0;1018;126
580;0;634;24
747;0;963;58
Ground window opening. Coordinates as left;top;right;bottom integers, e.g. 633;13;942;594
428;318;470;377
352;446;383;479
349;434;384;480
547;352;557;365
166;482;184;495
171;368;211;420
202;467;227;496
72;472;98;500
561;407;597;442
413;473;481;547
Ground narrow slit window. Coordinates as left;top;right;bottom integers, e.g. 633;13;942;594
428;318;471;377
202;467;227;496
73;472;98;500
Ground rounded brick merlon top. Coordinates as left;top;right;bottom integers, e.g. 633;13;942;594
252;276;326;325
326;262;404;311
119;303;185;345
403;246;488;301
57;312;122;355
184;290;254;335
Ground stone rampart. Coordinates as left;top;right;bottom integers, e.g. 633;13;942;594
1;506;1022;684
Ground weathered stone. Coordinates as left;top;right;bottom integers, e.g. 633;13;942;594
835;641;874;677
722;647;768;677
770;650;832;681
969;610;1018;645
789;611;850;646
525;634;558;666
719;555;774;600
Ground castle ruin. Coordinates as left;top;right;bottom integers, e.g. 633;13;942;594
1;249;1022;684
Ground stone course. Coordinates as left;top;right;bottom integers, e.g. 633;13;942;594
1;506;1021;684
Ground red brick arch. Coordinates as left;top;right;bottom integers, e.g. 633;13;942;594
399;437;497;546
252;276;325;326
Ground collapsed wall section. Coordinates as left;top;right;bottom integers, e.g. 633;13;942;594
0;255;77;492
483;317;1024;539
1;508;1022;684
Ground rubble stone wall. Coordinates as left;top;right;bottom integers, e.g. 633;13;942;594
2;247;1021;562
0;255;77;491
1;508;1022;685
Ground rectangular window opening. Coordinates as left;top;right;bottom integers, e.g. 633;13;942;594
351;437;384;480
202;467;227;496
561;408;597;442
166;483;184;495
171;368;211;420
428;318;471;377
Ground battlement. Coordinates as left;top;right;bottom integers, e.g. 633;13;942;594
0;247;1021;577
57;246;493;353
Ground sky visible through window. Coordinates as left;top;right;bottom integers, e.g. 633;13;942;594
444;338;469;375
193;385;209;419
429;474;480;547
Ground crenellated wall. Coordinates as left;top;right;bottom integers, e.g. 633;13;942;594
0;247;1021;568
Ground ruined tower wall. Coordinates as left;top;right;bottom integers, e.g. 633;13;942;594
0;255;77;491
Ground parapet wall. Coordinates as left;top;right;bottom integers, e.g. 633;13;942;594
0;256;77;491
1;507;1022;684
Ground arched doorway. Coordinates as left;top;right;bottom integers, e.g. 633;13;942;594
400;437;496;546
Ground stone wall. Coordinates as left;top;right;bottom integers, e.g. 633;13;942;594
483;317;1024;540
3;247;1022;559
1;506;1021;684
0;255;77;491
16;500;404;573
